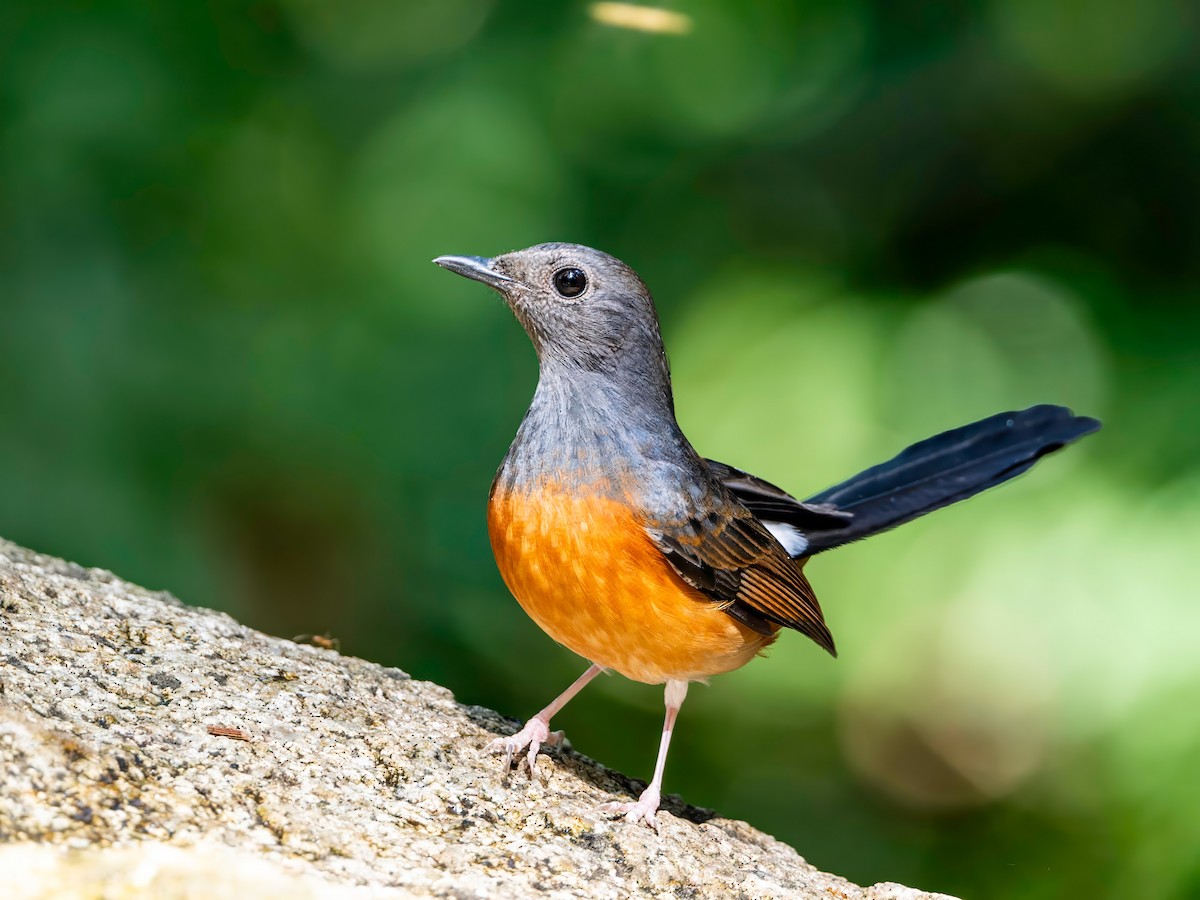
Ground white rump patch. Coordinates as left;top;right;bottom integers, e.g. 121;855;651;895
763;521;809;557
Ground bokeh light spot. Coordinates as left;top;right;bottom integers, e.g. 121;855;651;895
590;3;693;35
988;0;1190;96
881;271;1107;437
670;266;885;484
348;86;571;324
281;0;495;70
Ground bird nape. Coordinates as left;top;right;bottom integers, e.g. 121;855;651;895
434;244;1100;832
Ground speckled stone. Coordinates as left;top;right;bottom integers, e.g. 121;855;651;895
0;537;959;899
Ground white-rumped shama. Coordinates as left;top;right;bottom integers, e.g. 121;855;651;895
434;243;1100;830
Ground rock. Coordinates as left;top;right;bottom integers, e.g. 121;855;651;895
0;537;960;899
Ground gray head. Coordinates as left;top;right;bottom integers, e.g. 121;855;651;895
433;243;672;400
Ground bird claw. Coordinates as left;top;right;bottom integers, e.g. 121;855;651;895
485;718;564;779
599;787;663;833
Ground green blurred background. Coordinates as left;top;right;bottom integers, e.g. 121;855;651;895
2;2;1198;896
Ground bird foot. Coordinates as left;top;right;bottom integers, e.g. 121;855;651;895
485;717;564;780
600;786;662;833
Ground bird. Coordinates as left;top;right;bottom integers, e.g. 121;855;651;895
433;243;1100;831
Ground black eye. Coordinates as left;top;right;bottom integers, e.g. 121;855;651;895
553;267;587;298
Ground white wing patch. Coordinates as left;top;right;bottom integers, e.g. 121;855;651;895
763;520;809;557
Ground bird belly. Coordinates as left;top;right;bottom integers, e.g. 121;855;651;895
487;483;776;684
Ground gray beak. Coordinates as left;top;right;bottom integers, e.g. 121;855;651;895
432;255;514;290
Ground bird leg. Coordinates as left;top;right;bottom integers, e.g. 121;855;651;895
486;663;603;779
600;678;688;832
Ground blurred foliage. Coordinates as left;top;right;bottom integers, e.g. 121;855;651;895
2;2;1198;897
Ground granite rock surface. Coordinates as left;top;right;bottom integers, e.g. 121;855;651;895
0;537;959;899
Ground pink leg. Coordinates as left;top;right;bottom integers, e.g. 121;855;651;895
600;679;688;832
486;663;603;779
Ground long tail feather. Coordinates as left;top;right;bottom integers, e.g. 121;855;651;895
800;405;1100;554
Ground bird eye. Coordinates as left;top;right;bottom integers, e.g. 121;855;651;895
552;267;587;298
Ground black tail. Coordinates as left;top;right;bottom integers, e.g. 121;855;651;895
800;405;1100;554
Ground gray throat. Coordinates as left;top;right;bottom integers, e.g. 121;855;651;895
495;367;692;496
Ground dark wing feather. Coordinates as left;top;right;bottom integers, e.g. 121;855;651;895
704;459;854;534
647;505;836;656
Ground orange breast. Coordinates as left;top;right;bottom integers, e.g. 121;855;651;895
487;482;777;684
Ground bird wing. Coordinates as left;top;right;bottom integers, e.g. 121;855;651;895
703;459;854;558
645;497;836;656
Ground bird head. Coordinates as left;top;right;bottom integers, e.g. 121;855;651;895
434;243;670;386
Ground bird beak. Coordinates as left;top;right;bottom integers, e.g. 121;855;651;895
432;255;515;290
